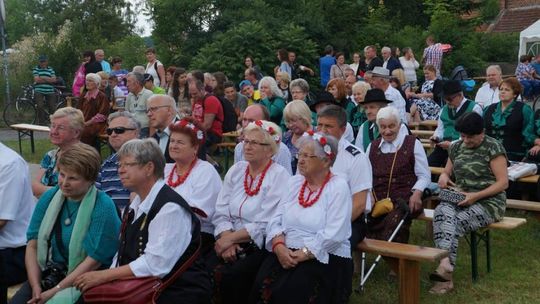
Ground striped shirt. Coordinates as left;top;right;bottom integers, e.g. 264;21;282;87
32;65;56;94
96;153;130;212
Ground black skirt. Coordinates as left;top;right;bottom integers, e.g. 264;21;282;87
249;252;351;304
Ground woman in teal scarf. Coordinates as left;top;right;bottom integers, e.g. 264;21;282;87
10;143;120;304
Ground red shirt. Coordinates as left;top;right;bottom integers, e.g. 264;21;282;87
192;94;224;137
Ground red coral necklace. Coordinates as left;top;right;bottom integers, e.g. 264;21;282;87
167;158;197;188
244;160;273;196
298;171;332;208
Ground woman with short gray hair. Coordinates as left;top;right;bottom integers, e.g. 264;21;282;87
78;73;110;150
74;138;211;303
259;77;286;125
250;131;352;303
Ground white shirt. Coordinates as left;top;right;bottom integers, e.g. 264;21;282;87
332;138;373;212
164;160;221;234
266;174;352;264
434;98;483;140
234;142;293;175
212;161;290;248
385;86;407;123
0;143;34;249
343;122;355;143
474;82;500;108
366;134;431;192
349;63;359;75
398;56;420;83
111;180;192;278
355;122;409;152
145;60;164;87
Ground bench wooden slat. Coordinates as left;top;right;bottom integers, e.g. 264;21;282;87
10;123;51;132
418;209;527;230
429;166;539;184
506;199;540;212
358;238;448;263
411;130;434;137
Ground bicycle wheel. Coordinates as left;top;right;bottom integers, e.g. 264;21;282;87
3;98;37;126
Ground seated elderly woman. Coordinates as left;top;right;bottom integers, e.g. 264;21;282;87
78;73;110;150
249;131;352;303
212;120;290;304
74;138;211;303
282;100;314;174
259;77;286;125
366;106;430;244
484;77;535;161
164;118;222;253
430;112;508;294
349;81;370;136
10;143;120;304
32;107;84;198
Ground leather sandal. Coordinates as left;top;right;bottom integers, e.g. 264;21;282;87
429;266;452;282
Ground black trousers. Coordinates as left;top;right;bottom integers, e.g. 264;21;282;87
0;246;27;304
428;146;448;167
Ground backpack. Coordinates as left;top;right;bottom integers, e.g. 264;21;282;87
203;95;238;133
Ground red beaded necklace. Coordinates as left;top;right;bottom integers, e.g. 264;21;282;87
298;171;332;208
244;160;273;196
167;158;198;188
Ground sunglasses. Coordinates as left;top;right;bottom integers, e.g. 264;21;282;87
106;127;136;135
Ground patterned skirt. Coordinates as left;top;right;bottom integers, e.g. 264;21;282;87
414;98;441;121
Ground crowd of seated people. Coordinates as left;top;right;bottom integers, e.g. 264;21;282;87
6;41;540;303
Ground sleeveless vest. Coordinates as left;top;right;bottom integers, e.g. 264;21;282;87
369;135;416;203
484;101;526;161
440;99;476;141
362;121;379;152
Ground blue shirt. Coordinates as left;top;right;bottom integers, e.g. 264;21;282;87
531;62;540;76
96;153;130;212
100;60;112;74
39;148;59;187
27;186;121;266
319;55;336;87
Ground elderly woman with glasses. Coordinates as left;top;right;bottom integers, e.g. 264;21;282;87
32;107;85;198
164;118;222;253
78;73;110;150
10;143;120;304
282;100;314;174
211;120;290;304
74;138;211;303
249;131;352;303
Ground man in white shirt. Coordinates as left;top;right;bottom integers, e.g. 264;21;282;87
474;65;502;108
147;94;178;163
429;80;483;167
371;67;407;123
234;104;292;174
0;143;34;303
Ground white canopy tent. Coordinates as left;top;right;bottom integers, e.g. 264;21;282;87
519;19;540;59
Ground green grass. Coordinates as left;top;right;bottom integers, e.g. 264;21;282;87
3;138;540;303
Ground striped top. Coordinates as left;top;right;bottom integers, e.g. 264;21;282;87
32;65;56;94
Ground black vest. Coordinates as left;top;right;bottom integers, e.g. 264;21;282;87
484;101;526;161
118;185;210;301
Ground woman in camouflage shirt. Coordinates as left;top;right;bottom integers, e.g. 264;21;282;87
430;112;508;294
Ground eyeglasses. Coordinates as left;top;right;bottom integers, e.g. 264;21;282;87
50;124;70;132
296;153;319;160
106;127;136;135
243;139;269;146
146;105;170;113
118;161;140;169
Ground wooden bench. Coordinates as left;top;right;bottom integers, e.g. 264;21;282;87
10;123;51;154
418;209;526;281
430;166;539;184
411;129;434;138
506;199;540;212
358;238;448;304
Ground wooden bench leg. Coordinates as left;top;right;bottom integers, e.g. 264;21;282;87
485;230;491;273
398;259;420;304
470;231;478;282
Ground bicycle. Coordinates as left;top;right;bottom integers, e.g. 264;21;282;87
3;85;72;127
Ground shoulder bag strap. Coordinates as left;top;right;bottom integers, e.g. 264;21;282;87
372;146;400;201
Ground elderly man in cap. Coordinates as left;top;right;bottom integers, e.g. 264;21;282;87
428;80;483;167
371;66;407;123
474;65;502;108
239;79;261;105
355;89;410;152
33;55;57;125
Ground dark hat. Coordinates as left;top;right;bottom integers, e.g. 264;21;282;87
310;91;339;112
361;89;392;105
143;73;154;82
442;80;462;97
38;54;48;62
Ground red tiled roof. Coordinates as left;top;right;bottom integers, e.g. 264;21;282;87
492;8;540;33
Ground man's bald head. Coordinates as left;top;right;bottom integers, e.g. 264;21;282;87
242;104;270;128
